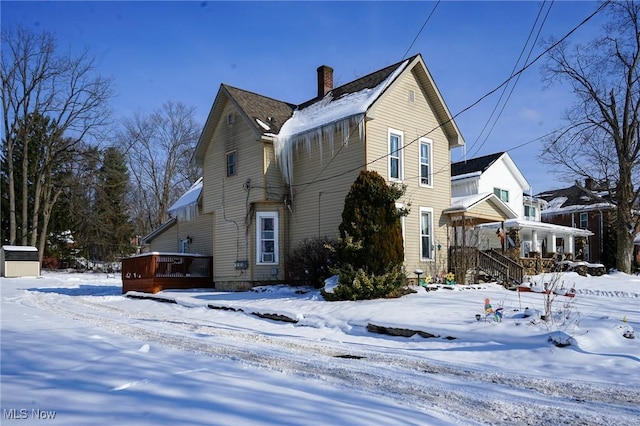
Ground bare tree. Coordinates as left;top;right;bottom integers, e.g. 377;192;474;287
540;1;640;273
121;101;200;237
1;26;113;258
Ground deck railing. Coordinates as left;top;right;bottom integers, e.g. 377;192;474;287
122;253;213;294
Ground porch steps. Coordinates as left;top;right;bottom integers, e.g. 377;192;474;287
477;250;524;288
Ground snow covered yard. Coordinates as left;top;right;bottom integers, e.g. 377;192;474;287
1;271;639;425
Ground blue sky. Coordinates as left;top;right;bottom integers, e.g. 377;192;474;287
2;1;607;192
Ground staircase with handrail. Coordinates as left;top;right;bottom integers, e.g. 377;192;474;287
477;249;524;287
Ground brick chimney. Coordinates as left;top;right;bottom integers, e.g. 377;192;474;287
585;177;594;190
317;65;333;97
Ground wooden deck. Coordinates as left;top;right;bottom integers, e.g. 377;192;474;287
121;253;213;294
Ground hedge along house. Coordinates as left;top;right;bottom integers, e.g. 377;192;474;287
192;54;464;290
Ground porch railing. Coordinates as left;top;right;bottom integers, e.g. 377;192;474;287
122;253;213;294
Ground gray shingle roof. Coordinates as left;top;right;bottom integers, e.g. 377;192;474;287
223;85;295;135
223;55;420;136
536;184;613;209
451;152;504;177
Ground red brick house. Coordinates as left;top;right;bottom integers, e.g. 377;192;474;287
537;179;616;267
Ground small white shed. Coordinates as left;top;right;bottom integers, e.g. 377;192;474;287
1;245;40;277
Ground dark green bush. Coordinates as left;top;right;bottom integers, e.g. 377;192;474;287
325;170;408;301
338;170;406;276
323;264;407;301
285;237;337;288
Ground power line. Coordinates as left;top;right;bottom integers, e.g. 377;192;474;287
290;0;609;189
467;0;554;159
401;0;441;60
296;2;442;197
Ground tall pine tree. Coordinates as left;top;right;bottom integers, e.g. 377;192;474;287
94;147;134;262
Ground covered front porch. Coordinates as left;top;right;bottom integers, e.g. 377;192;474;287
475;220;594;275
444;192;520;284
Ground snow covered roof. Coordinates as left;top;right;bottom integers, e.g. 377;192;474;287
537;183;615;215
167;178;203;213
1;245;38;252
476;219;593;236
274;61;408;141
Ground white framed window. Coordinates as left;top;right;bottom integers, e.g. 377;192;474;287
419;138;432;186
226;150;237;177
388;128;403;181
179;239;189;253
493;187;509;203
579;212;588;229
420;207;434;260
524;205;536;220
256;212;278;264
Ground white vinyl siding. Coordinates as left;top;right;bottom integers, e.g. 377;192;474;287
256;212;278;264
388;128;403;181
419;138;432;186
420;207;434;260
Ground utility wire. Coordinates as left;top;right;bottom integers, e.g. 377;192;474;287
402;0;441;60
285;1;609;193
296;2;442;197
466;0;554;159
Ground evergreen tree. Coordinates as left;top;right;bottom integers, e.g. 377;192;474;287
338;170;406;275
94;147;134;261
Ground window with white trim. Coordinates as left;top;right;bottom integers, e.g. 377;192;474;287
524;205;536;220
420;207;434;260
579;212;588;229
256;212;278;264
419;138;432;186
388;129;403;181
493;187;509;203
226;151;237;177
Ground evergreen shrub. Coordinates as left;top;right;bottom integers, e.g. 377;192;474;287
328;170;409;300
285;237;337;288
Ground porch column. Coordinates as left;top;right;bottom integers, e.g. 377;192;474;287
567;235;574;258
546;234;556;257
531;230;538;252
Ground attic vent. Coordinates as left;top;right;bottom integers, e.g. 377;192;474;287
227;113;235;126
408;89;415;103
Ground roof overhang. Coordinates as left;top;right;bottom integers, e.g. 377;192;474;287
141;218;177;244
444;192;518;223
192;85;262;167
476;219;594;237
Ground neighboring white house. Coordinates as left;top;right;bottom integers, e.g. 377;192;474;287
450;152;592;259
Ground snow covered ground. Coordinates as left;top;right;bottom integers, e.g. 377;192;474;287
1;270;639;425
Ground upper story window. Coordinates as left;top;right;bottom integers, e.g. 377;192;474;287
256;212;278;264
494;187;509;203
388;128;403;181
524;205;536;220
579;212;588;229
226;151;237;177
419;138;432;186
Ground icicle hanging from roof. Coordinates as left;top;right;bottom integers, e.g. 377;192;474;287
273;58;408;190
273;114;364;189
